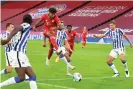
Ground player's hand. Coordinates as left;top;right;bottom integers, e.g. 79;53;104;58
93;34;97;37
69;49;74;53
130;43;133;48
32;26;36;32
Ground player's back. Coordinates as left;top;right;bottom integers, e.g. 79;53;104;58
14;23;31;53
56;30;67;47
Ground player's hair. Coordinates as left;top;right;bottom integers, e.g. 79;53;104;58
67;25;72;28
110;20;116;24
49;7;57;14
6;23;13;28
23;14;32;24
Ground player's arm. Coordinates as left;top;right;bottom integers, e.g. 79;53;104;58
93;29;110;38
75;31;80;43
55;16;61;27
1;38;13;44
93;34;105;38
33;15;44;31
64;39;73;52
123;34;133;48
43;35;47;47
1;26;23;45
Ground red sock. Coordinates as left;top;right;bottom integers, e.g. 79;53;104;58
48;48;53;60
49;36;58;50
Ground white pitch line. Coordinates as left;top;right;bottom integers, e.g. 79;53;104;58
38;76;133;81
38;82;76;89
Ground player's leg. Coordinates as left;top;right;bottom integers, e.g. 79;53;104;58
43;34;47;47
0;66;12;74
25;67;37;89
68;43;74;57
46;42;53;67
119;50;129;77
0;67;26;87
0;52;13;74
58;47;75;76
82;36;85;48
107;49;119;77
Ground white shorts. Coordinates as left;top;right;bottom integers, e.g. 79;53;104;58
6;50;31;68
53;46;66;55
109;48;125;58
59;46;66;55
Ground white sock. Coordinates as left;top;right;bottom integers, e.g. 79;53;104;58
109;64;119;74
60;57;71;66
29;81;37;89
67;65;71;74
0;69;7;74
0;77;16;87
123;62;128;71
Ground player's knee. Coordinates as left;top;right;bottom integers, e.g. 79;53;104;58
19;76;25;82
29;75;36;81
6;68;12;73
6;66;12;73
15;76;25;83
106;59;112;64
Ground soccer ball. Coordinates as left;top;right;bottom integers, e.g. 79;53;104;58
73;73;82;82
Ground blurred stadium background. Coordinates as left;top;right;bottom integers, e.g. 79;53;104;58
1;1;133;44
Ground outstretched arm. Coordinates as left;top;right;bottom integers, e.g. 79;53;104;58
33;18;43;30
93;34;105;38
123;34;133;48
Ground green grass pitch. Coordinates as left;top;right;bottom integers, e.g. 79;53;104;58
1;40;133;89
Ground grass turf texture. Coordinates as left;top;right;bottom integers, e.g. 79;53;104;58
1;40;133;89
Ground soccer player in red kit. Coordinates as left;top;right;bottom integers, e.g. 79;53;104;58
81;26;88;48
33;7;61;67
66;25;79;57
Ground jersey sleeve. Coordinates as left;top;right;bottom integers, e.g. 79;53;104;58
21;23;31;31
73;30;77;36
104;29;110;36
119;28;125;35
55;15;61;26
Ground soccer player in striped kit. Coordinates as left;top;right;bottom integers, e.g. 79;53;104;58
55;22;75;76
0;14;38;89
0;23;15;74
94;20;133;77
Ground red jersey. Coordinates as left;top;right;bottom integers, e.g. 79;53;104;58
66;30;77;43
82;28;88;36
40;14;60;31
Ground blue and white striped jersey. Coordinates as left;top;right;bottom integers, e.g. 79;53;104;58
2;31;14;52
104;28;125;49
14;23;31;53
56;30;67;47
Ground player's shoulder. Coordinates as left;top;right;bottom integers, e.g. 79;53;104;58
21;23;31;29
116;28;123;30
72;30;77;33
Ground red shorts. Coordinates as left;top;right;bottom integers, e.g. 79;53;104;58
82;35;86;42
